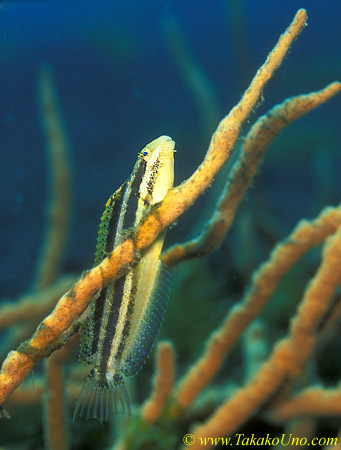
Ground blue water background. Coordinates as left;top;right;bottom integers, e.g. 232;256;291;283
1;0;340;297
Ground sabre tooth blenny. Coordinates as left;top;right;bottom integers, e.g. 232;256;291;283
73;136;175;423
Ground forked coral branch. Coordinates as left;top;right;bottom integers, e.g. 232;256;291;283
173;205;341;411
268;385;341;423
162;82;341;266
141;341;175;423
183;221;341;449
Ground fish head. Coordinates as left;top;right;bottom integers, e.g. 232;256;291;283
139;135;175;204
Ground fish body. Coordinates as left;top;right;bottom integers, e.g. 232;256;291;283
74;136;175;423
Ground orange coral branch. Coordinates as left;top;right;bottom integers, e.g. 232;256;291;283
162;81;341;266
0;8;306;408
141;8;307;252
7;379;81;407
34;65;72;290
0;276;76;330
187;222;341;448
43;335;77;450
0;238;134;406
175;205;341;410
141;341;175;423
269;386;341;423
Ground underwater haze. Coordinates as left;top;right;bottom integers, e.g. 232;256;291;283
0;0;340;449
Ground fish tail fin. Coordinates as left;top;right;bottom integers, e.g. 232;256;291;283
73;370;131;423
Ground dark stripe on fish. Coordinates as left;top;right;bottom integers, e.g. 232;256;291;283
103;183;127;256
99;274;126;373
122;158;146;230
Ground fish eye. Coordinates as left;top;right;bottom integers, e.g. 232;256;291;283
140;149;150;160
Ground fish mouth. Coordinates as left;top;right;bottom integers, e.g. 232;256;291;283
163;136;176;150
159;135;173;142
146;135;175;153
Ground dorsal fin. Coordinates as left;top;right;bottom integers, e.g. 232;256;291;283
93;182;127;267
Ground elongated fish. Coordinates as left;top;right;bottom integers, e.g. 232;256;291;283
73;136;175;423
